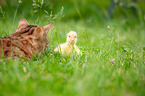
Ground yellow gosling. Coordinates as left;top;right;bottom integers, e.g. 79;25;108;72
54;31;81;56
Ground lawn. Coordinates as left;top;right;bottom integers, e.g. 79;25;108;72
0;0;145;96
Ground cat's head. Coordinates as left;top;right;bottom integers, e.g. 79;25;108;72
16;18;53;51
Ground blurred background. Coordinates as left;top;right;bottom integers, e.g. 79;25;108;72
0;0;145;24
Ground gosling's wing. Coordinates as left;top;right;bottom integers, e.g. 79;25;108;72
54;44;63;53
54;46;59;52
54;44;61;52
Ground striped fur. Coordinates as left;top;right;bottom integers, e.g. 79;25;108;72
0;18;53;60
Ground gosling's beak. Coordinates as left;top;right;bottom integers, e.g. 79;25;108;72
71;39;74;42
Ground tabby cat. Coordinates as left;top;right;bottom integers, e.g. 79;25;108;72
0;18;53;60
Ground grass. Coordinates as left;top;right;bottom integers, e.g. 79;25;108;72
0;18;144;96
0;1;145;96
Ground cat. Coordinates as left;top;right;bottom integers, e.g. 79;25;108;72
54;31;81;56
0;18;53;60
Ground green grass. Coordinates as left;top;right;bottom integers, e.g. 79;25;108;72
0;0;145;95
0;18;144;96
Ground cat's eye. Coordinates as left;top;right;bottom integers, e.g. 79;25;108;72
69;36;70;37
75;36;77;38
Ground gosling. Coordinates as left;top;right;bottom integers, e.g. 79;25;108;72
54;31;81;56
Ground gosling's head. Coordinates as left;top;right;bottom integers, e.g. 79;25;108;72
67;31;77;44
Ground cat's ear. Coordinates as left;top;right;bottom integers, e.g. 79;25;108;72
43;23;53;33
16;18;29;31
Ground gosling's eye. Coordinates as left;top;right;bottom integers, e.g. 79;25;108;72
69;36;70;37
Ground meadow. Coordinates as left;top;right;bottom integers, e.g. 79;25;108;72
0;0;145;96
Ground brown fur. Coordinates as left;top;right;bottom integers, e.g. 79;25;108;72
0;18;53;60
